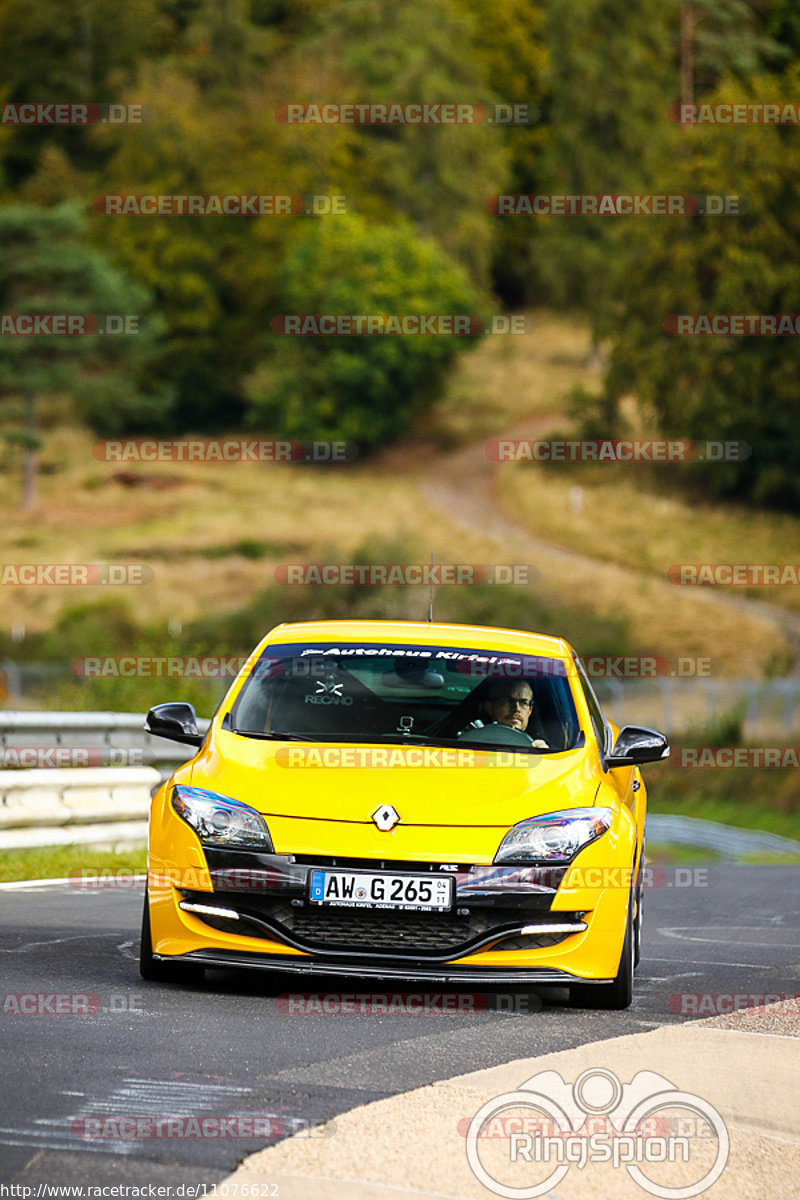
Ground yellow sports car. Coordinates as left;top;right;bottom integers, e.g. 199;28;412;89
140;620;669;1008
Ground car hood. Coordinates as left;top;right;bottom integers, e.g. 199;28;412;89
190;731;601;829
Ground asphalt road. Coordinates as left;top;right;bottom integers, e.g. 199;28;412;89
1;865;798;1189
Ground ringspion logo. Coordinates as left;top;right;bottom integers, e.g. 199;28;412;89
465;1068;728;1198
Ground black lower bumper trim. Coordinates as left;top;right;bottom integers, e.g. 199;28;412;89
155;949;611;986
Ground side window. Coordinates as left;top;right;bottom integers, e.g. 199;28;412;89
574;658;608;757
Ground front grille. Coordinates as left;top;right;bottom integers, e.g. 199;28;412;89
282;907;475;950
494;932;571;951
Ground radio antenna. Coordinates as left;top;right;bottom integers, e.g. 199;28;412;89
427;550;434;622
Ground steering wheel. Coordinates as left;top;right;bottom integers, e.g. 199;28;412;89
455;722;534;748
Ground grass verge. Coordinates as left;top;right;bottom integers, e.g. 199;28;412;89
0;844;147;883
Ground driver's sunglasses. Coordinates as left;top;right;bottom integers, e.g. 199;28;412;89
495;695;533;709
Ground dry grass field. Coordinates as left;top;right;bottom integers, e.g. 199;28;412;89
0;310;796;679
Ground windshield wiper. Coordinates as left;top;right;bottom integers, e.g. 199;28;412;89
232;729;319;741
232;730;555;753
417;736;539;754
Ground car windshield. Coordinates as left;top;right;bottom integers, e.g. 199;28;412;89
230;641;582;752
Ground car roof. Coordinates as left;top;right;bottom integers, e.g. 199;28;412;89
258;619;574;661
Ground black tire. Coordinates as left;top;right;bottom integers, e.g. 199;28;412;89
569;893;634;1010
139;888;205;984
633;849;644;970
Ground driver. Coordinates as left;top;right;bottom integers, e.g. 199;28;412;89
465;680;548;747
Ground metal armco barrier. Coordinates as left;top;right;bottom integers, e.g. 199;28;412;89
0;768;158;849
0;712;209;850
0;710;209;766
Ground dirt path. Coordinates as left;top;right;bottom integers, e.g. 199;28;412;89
419;410;800;673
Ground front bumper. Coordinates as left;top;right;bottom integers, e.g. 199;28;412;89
148;847;631;982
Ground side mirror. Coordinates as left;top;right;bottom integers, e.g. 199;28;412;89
145;702;203;747
607;725;670;767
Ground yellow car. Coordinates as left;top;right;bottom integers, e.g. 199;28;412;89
140;620;669;1008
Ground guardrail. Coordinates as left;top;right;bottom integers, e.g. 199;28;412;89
0;710;210;767
592;676;800;738
0;712;208;850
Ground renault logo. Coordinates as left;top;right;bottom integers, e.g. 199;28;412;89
372;804;400;831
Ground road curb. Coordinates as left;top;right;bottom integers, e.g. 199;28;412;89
221;1008;799;1199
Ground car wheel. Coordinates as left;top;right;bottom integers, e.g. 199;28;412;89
569;892;634;1010
139;887;205;984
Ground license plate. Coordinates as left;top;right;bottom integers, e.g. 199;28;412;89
309;870;453;911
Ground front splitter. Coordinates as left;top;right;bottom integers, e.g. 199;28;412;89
157;949;611;986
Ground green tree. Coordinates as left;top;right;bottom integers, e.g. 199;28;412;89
0;0;170;187
535;0;677;340
680;1;786;104
0;202;173;505
601;67;800;511
451;0;548;304
296;0;510;292
245;215;482;450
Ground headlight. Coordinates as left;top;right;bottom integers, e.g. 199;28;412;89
171;786;273;850
494;807;612;865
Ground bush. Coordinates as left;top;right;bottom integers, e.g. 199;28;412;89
245;215;483;451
